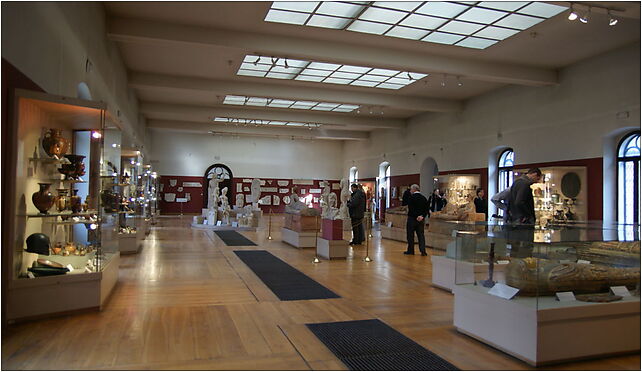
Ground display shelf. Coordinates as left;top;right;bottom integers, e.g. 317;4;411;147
28;157;69;164
25;210;98;218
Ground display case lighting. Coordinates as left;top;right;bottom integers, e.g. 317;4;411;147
136;162;141;166
91;131;102;139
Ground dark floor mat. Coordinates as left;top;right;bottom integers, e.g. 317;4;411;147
234;250;340;301
214;230;257;246
306;319;459;371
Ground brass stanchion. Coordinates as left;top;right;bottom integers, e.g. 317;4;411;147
363;218;372;262
267;208;273;240
313;215;321;263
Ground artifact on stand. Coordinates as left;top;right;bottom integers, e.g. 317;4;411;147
505;258;640;296
101;189;119;212
235;193;244;209
284;186;319;216
251;178;262;210
207;177;220;211
479;242;496;288
42;128;69;158
220;186;231;225
25;233;50;255
321;193;340;220
58;154;86;180
70;189;82;213
32;183;55;214
339;178;350;229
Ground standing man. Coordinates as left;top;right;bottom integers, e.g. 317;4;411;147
509;168;542;224
474;188;488;220
404;184;430;256
348;183;366;245
427;188;446;216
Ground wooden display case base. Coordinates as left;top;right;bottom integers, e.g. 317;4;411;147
453;284;640;366
431;255;507;292
7;253;120;322
316;237;348;260
281;227;316;248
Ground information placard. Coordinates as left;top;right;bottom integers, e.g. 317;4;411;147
487;283;519;300
610;286;631;297
555;291;576;301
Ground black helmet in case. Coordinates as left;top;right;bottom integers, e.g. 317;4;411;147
25;233;50;255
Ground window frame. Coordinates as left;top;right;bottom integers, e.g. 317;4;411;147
617;131;641;225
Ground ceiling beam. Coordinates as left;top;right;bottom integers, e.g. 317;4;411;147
129;72;462;113
109;17;558;86
139;102;404;129
147;119;369;141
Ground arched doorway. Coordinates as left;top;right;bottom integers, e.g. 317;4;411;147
419;157;439;195
202;163;233;209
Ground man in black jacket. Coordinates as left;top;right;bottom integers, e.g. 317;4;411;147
508;168;542;224
401;185;412;206
404;184;430;256
348;183;366;245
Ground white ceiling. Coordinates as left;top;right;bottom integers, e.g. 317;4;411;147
104;1;641;140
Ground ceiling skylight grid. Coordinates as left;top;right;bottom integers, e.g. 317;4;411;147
212;116;323;128
223;95;360;112
238;55;427;89
265;1;567;49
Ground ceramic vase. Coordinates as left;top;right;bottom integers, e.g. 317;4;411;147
58;154;86;180
55;189;69;212
42;129;69;158
70;189;82;213
32;183;55;214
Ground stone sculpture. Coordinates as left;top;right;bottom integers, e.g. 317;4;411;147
320;181;331;214
285;186;320;216
322;192;340;220
207;177;220;211
338;178;350;221
251;178;261;210
235;194;244;209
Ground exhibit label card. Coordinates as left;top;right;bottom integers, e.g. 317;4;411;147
496;260;510;264
66;264;74;273
555;291;576;301
577;259;591;264
610;286;631;297
487;283;519;300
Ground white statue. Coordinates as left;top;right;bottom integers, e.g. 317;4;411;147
285;186;320;216
251;178;261;210
338;178;350;221
320;181;331;214
322;192;340;220
207;210;217;225
207;177;220;210
235;193;244;209
220;187;229;209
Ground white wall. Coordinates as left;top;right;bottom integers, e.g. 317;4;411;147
1;2;144;145
343;43;641;180
150;129;344;179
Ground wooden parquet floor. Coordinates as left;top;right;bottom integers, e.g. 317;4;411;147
2;215;640;370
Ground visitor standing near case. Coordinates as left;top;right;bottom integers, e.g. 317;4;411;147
348;183;366;245
401;184;412;206
427;188;446;216
491;187;511;222
404;184;430;256
474;188;488;220
508;168;542;224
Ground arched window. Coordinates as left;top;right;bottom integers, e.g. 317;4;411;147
498;149;514;192
618;131;640;225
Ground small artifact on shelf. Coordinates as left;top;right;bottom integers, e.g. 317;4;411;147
42;128;69;159
51;242;63;255
64;242;76;254
479;242;496;288
505;258;640;296
55;189;69;213
25;233;50;255
35;258;64;268
32;183;55;214
70;189;82;213
575;293;623;303
58;154;86;180
28;266;69;277
119;226;137;234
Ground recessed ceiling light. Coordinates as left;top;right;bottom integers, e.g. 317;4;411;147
264;1;567;49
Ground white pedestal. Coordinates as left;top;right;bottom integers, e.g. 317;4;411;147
453;284;641;366
281;227;316;248
431;255;507;292
380;225;411;243
118;234;139;254
316;237;348;259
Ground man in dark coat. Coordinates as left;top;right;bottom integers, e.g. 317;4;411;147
427;188;446;216
348;183;366;245
404;184;430;256
508;168;542;224
474;188;488;220
401;185;412;206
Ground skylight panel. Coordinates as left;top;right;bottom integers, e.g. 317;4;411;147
494;13;544;29
370;68;400;76
415;2;470;18
422;31;464;45
335;104;360;111
385;26;429;40
373;2;421;12
287;122;306;126
325;77;352;85
266;71;296;79
456;37;498;49
478;2;528;12
387;77;413;85
316;2;364;17
347;20;391;35
284;59;309;68
269;121;287;125
238;70;267;78
264;9;308;25
272;1;319;13
439;20;485;35
350;80;379;87
300;68;333;77
308;14;351;29
307;62;341;71
400;14;446;30
338;65;372;73
223;96;245;105
240;62;270;71
247;97;268;106
330;71;362;79
456;7;508;24
360;7;407;24
271;65;301;74
295;75;325;82
358;74;389;82
517;2;566;18
473;26;519;40
378;83;404;89
269;99;295;107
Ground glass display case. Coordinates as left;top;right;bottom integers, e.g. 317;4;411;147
7;89;120;321
450;221;640;365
